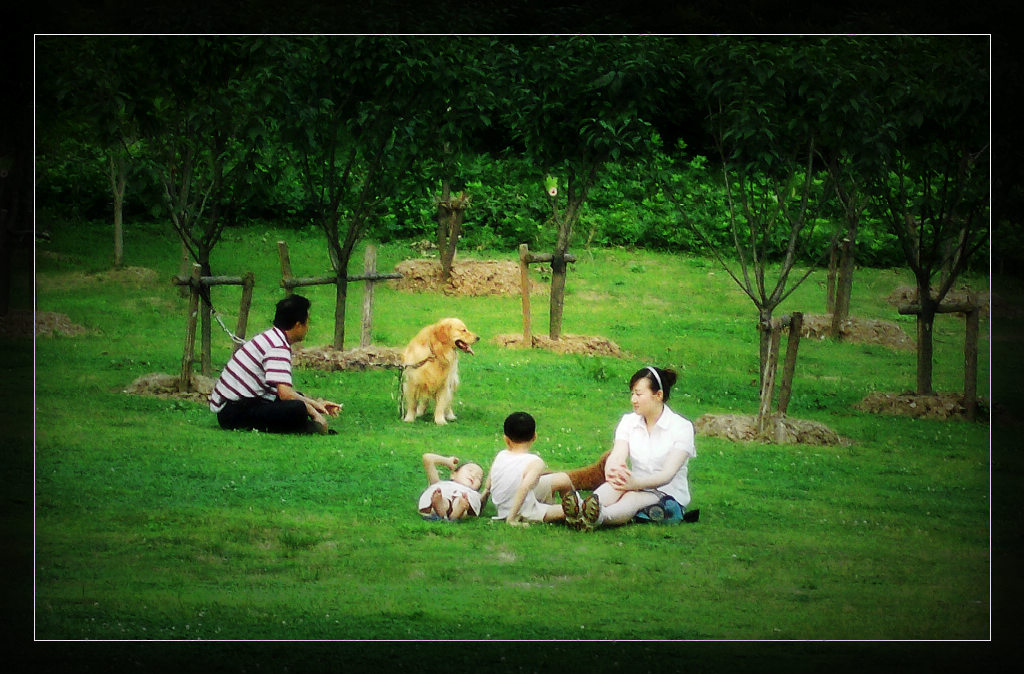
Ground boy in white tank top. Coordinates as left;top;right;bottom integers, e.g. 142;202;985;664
484;412;574;527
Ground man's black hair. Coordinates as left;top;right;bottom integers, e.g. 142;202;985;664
503;411;536;443
274;294;311;331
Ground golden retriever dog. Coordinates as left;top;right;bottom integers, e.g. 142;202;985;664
401;318;480;425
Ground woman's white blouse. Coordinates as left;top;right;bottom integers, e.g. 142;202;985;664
614;405;696;506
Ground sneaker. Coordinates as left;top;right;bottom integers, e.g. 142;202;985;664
682;508;700;523
561;490;583;529
580;493;601;531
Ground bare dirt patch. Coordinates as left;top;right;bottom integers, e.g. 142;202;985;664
294;344;404;371
797;314;914;350
695;413;846;445
0;311;89;338
492;333;624;357
886;285;999;318
392;259;541;296
855;391;989;421
125;373;216;403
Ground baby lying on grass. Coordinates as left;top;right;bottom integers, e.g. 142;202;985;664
418;453;484;521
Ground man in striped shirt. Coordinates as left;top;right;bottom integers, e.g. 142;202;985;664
209;294;342;434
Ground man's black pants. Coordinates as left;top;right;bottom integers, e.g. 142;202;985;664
217;398;318;434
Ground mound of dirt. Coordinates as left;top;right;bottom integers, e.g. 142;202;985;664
0;311;88;338
392;259;540;296
694;413;846;446
125;372;215;403
855;391;988;421
797;314;914;350
887;285;994;318
294;344;404;371
493;333;624;357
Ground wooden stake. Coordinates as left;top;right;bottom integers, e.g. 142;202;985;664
278;240;294;297
234;271;255;353
776;311;803;417
964;306;979;421
361;245;376;348
178;263;202;393
519;244;532;347
758;320;781;434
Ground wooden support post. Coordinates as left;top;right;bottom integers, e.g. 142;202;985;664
200;287;212;377
898;299;982;420
278;240;294;297
178;263;202;393
964;306;979;422
776;311;803;417
516;244;577;346
758;320;781;434
275;239;401;350
234;271;255;353
519;243;532;346
361;245;376;348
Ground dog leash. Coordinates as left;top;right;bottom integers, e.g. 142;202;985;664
395;355;434;417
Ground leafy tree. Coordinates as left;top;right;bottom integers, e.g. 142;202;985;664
498;36;667;339
36;37;146;268
808;38;894;337
134;37;272;376
272;36;438;349
677;38;840;379
416;38;500;281
868;36;989;395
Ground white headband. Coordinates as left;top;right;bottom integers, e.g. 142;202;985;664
646;366;663;391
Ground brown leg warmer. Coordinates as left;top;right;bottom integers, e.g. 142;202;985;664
563;450;612;492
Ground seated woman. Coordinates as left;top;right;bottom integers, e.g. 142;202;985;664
562;366;696;530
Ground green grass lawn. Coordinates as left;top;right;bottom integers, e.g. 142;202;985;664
24;220;1007;643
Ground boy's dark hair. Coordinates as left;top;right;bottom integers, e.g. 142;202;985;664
629;366;679;403
503;411;536;443
274;295;311;330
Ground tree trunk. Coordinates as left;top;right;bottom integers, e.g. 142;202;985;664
440;208;463;282
549;254;568;340
549;201;576;341
829;237;855;337
915;304;936;395
829;212;858;337
109;149;127;269
437;179;451;278
437;185;467;283
757;308;775;390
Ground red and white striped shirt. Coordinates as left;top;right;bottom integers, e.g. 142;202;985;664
209;326;293;412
